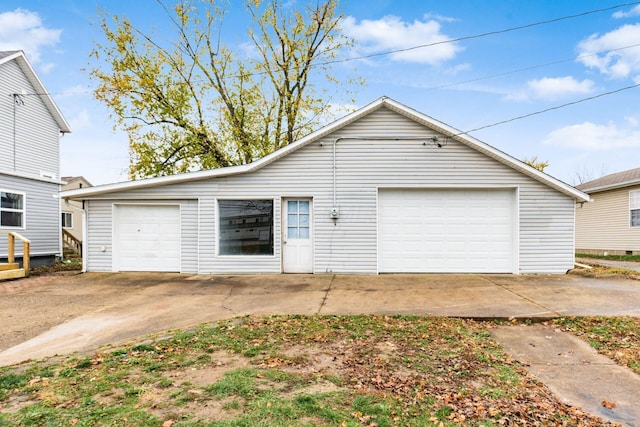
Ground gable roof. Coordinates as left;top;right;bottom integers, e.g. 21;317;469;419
576;167;640;193
62;97;590;202
0;50;71;133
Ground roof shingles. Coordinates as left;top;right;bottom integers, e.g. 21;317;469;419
576;167;640;193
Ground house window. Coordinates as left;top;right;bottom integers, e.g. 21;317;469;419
218;200;274;255
631;190;640;227
62;212;73;228
0;191;25;228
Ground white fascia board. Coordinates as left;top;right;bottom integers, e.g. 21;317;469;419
382;98;591;203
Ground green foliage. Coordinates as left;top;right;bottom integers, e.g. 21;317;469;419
91;0;360;179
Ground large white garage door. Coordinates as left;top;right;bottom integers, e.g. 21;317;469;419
114;204;181;272
378;189;515;273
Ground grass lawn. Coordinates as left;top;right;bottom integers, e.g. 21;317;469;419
575;253;640;263
0;316;630;426
554;316;640;375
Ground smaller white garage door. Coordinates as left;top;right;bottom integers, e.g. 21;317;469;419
114;204;181;272
378;189;516;273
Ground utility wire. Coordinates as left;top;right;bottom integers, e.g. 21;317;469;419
320;1;640;66
430;42;640;90
456;82;640;136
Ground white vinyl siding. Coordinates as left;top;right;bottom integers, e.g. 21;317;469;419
0;175;60;257
0;59;60;178
81;107;576;274
86;199;198;273
576;185;640;254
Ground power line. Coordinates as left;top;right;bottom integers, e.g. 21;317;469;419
321;1;640;66
430;42;640;90
456;82;640;136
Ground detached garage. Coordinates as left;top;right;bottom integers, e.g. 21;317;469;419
62;97;589;275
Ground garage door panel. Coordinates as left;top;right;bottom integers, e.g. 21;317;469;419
378;189;515;273
115;205;181;272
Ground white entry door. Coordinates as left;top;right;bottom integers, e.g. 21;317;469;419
283;199;313;273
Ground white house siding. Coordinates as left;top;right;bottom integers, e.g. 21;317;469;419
81;107;576;274
0;174;61;258
576;184;640;254
86;199;198;273
0;60;60;178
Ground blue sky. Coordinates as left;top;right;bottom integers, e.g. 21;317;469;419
2;0;640;185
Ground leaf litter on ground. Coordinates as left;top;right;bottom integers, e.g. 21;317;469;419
0;315;623;426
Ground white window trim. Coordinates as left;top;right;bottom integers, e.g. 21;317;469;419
62;211;73;229
0;189;26;229
630;190;640;228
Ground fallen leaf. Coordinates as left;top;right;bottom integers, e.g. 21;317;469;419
601;400;616;409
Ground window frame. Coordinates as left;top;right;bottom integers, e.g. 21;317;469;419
0;190;26;229
61;211;73;229
217;199;275;256
630;190;640;228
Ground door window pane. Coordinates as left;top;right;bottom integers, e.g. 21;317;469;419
287;200;310;240
219;200;273;255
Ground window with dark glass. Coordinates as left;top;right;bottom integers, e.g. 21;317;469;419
631;190;640;227
218;200;273;255
62;212;73;228
1;191;24;228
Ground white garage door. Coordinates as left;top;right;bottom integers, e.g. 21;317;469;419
378;189;515;273
114;205;181;272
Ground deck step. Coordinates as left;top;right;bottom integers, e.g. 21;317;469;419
0;268;25;280
0;263;20;271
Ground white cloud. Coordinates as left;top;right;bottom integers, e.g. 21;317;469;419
341;14;462;65
527;76;595;100
577;24;640;80
69;109;92;131
543;120;640;151
613;5;640;18
504;76;595;101
0;9;62;63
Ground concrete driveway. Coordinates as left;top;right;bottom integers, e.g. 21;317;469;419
1;272;639;366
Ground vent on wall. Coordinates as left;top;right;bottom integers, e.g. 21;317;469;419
40;171;56;180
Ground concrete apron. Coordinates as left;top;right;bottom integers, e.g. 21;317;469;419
492;324;640;427
1;273;640;367
1;272;640;425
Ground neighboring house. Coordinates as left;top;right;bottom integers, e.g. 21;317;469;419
62;97;589;275
575;167;640;256
1;51;71;267
61;176;92;257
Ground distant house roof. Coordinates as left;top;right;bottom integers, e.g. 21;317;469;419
62;176;93;186
0;50;71;133
61;97;590;203
576;167;640;193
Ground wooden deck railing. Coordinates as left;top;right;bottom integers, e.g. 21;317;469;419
62;228;82;257
1;231;30;278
